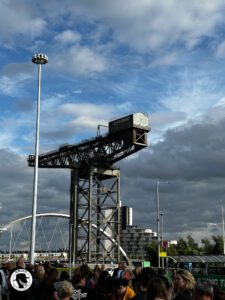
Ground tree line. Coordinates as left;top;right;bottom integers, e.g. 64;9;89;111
146;235;224;266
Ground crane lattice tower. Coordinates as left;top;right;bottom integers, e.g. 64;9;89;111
28;112;150;264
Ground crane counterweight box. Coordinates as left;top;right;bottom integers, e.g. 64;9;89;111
108;112;149;135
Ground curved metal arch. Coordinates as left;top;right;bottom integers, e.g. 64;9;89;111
3;213;69;230
2;213;130;262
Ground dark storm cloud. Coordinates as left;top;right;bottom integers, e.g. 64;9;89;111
122;117;225;180
1;112;225;244
0;149;70;229
119;113;225;240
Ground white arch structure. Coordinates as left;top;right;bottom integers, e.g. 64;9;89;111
1;213;130;263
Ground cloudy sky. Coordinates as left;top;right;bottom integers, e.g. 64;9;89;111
1;0;225;250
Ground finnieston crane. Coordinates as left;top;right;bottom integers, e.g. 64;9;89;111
28;112;150;264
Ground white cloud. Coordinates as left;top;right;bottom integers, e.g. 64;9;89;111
0;1;47;46
149;111;187;143
160;71;222;118
0;73;31;97
216;40;225;58
53;46;107;76
60;102;114;122
54;30;81;44
64;0;225;52
150;52;179;68
0;131;15;149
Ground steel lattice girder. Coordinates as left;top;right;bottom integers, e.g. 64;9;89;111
70;167;120;264
27;128;148;169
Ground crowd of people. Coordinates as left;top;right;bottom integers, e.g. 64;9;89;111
0;257;225;300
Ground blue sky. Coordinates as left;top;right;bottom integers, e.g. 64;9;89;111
1;0;225;249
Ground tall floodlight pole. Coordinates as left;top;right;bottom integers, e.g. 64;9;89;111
222;203;225;255
156;181;160;268
160;213;164;268
30;53;48;264
156;180;168;268
160;213;164;246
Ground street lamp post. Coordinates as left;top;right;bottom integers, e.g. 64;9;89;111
160;212;164;246
30;53;48;264
160;213;164;268
222;203;225;255
156;180;168;268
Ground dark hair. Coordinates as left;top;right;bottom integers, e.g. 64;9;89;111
80;264;91;277
140;267;156;287
158;275;171;290
114;278;129;288
147;277;169;300
60;270;70;281
72;270;84;286
46;268;58;285
102;277;117;300
98;271;110;285
194;281;213;299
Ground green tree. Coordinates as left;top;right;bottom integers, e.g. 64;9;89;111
176;238;189;255
145;241;158;266
167;244;178;256
211;235;223;254
201;238;213;254
186;235;200;255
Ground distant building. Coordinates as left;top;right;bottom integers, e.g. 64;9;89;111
121;206;133;229
120;206;157;260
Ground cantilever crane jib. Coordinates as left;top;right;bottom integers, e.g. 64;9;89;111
27;112;150;169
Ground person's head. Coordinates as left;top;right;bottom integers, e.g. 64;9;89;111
46;268;58;284
93;265;101;280
194;281;214;300
123;268;135;281
35;265;45;281
60;270;70;281
80;264;91;277
7;260;16;270
114;278;128;296
213;284;225;300
94;264;101;272
26;263;34;273
16;256;25;268
140;267;156;288
102;277;117;300
72;269;86;287
147;276;169;300
43;261;51;273
118;262;126;270
174;269;196;292
134;266;141;275
98;270;110;285
61;281;74;299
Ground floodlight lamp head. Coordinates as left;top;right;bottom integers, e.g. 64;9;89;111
32;53;48;65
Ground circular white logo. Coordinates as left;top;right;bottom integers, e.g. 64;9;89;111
10;269;33;292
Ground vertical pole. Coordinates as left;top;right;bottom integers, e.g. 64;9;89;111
88;172;92;263
69;223;72;278
9;228;13;258
96;181;101;263
156;181;160;268
30;63;41;264
161;213;164;268
222;204;225;255
70;169;78;270
117;174;121;263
